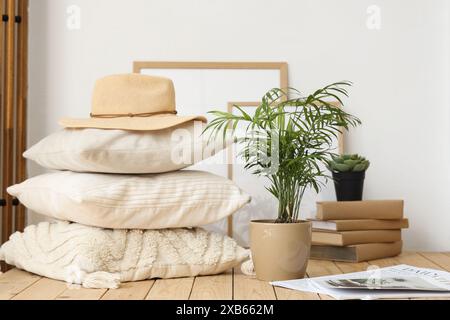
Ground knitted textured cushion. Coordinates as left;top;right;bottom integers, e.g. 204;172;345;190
0;222;250;289
24;121;228;174
7;170;251;230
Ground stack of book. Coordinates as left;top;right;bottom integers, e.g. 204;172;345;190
310;200;409;263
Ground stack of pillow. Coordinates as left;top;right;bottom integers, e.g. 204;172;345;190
0;74;251;289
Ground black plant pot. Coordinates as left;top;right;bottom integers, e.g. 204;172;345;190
332;171;366;201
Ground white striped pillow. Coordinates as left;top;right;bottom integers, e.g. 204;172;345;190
7;171;251;230
24;121;229;174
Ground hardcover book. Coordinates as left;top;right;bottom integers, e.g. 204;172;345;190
310;241;403;262
310;219;409;231
312;230;402;246
316;200;404;220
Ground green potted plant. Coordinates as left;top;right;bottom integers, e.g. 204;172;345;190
327;154;370;201
205;82;361;281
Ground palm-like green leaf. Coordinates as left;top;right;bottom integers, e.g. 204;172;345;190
204;81;361;223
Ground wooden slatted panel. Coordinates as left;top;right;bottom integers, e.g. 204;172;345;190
101;281;154;300
14;0;28;233
1;0;16;271
0;269;41;300
1;0;28;269
189;273;232;300
12;278;67;300
0;0;4;102
146;278;194;300
0;0;4;251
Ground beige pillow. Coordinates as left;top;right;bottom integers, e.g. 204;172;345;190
24;121;228;174
7;170;251;230
0;221;250;289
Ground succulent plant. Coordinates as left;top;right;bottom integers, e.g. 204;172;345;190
327;154;370;173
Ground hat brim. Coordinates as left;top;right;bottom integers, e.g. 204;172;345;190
59;114;208;131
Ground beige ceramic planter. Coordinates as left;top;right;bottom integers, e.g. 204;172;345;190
250;220;312;282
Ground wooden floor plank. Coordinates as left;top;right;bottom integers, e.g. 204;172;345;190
233;267;276;300
234;275;276;300
273;268;321;300
190;273;232;300
0;269;41;300
2;253;450;300
420;252;450;271
334;261;370;273
275;260;337;300
307;259;342;277
367;256;400;268
306;260;343;300
395;252;443;270
102;281;154;300
12;278;67;300
368;252;447;270
57;287;107;300
146;278;194;300
274;286;320;300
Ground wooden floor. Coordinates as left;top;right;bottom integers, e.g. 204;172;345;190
1;252;450;300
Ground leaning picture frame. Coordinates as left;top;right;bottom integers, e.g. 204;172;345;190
133;61;289;241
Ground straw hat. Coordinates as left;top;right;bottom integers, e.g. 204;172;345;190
59;74;207;131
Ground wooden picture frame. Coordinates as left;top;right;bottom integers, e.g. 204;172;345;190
133;61;289;239
133;61;289;90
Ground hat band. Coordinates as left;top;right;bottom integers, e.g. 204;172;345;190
90;111;178;119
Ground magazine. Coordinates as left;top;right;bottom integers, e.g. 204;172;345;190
271;265;450;300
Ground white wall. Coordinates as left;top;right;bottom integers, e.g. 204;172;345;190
28;0;450;250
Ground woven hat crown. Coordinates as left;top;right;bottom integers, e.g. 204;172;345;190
91;74;176;117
